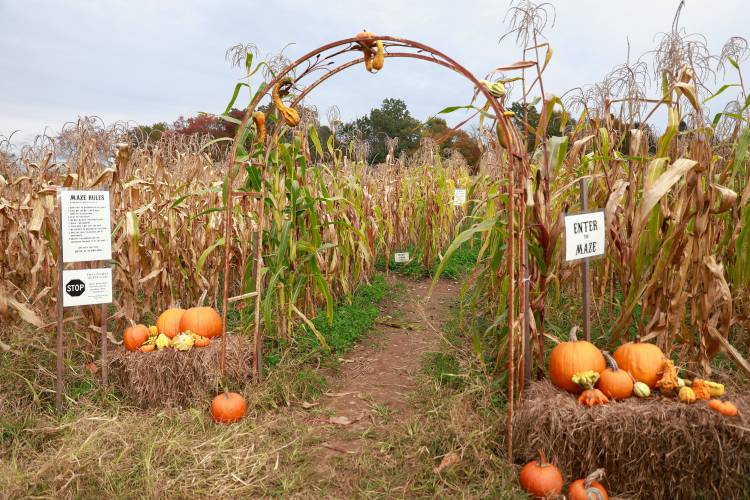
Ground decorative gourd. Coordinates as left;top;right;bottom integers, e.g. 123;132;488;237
655;359;680;395
252;111;266;143
157;308;185;339
613;339;665;388
272;77;300;127
140;344;155;353
211;391;247;423
573;371;609;407
704;380;725;397
679;386;696;403
155;333;172;350
148;325;158;336
568;469;609;500
180;307;223;338
172;333;195;351
691;379;711;400
518;450;564;498
597;351;633;400
123;324;150;351
633;382;651;398
193;335;210;347
708;400;738;416
372;40;385;70
549;328;606;393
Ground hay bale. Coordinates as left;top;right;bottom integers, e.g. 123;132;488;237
512;380;750;499
107;335;253;408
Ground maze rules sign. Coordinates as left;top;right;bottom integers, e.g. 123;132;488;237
564;211;605;262
61;190;112;263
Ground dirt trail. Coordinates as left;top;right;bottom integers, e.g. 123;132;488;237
304;276;458;481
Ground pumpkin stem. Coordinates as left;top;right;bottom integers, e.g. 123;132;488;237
536;448;549;467
602;351;619;372
584;468;605;488
569;326;579;342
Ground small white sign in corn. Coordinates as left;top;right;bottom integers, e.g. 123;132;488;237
394;252;410;263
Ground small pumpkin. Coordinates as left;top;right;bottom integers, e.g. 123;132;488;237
194;336;210;348
597;351;634;400
568;468;609;500
679;386;696;403
573;371;609;407
613;339;665;388
123;324;150;351
549;327;606;393
633;381;651;398
157;308;185;338
211;391;247;423
518;450;564;498
709;400;738;417
180;307;223;338
140;344;155;353
691;379;711;400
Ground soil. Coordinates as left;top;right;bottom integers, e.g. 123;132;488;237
301;275;458;483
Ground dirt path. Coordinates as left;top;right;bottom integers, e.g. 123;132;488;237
302;276;458;485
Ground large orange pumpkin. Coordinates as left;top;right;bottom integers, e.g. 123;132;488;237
549;328;605;393
568;469;609;500
123;324;149;351
597;351;634;400
180;307;223;338
613;340;664;388
210;392;247;423
157;308;185;339
519;450;564;498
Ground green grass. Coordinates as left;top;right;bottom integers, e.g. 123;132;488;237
422;352;463;389
376;238;480;280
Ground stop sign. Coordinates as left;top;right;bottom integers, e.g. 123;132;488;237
65;279;86;297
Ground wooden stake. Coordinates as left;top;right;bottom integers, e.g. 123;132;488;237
252;164;267;383
580;177;591;341
55;196;65;411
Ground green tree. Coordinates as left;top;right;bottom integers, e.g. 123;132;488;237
337;98;422;163
509;102;572;153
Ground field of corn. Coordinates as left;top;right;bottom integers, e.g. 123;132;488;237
1;0;750;497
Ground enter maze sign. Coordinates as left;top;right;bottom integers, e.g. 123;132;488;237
564;211;605;262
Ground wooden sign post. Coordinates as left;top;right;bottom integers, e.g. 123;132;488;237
563;179;605;341
56;188;113;410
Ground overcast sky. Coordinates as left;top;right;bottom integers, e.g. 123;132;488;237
1;0;747;144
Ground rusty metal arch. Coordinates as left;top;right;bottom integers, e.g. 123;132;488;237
219;35;529;452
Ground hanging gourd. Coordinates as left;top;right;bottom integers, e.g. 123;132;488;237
549;327;606;393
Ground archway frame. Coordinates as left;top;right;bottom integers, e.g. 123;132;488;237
219;34;530;455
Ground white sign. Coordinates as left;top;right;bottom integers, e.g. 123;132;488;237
565;211;605;262
61;190;112;263
62;268;113;307
394;252;410;263
453;188;467;206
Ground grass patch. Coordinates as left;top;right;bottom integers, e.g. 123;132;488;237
422;351;463;389
376;238;480;280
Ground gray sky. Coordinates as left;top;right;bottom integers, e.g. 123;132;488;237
1;0;747;144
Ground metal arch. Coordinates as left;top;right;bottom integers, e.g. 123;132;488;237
218;34;529;457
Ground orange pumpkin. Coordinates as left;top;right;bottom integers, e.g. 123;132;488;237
180;307;223;338
210;392;247;423
123;324;149;351
157;308;185;339
597;351;634;400
612;340;664;388
194;336;210;348
519;450;564;498
568;469;608;500
549;328;605;393
140;344;155;353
